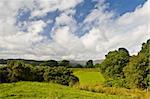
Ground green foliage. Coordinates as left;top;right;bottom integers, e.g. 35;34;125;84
104;78;127;88
59;60;71;67
0;60;79;86
123;39;150;89
85;60;94;68
99;39;150;90
44;67;79;86
100;48;130;79
0;66;9;83
39;60;58;67
32;66;46;82
75;64;83;68
8;61;26;82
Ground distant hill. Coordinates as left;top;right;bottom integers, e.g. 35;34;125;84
70;60;103;66
0;59;103;66
0;59;44;65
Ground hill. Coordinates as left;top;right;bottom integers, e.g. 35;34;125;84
0;81;130;99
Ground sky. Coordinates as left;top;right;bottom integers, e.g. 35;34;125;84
0;0;149;60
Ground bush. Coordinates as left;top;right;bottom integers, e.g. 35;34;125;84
104;78;127;88
0;66;9;83
43;67;79;86
0;60;79;86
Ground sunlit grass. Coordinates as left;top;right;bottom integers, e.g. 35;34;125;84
73;68;105;85
0;81;130;99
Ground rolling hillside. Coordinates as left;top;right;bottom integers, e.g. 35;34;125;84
0;82;130;99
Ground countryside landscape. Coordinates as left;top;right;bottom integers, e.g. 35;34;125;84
0;0;150;99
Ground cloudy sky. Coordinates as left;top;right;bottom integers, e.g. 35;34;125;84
0;0;149;60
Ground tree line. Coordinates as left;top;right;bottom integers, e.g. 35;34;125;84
0;59;95;68
99;39;150;90
0;60;79;86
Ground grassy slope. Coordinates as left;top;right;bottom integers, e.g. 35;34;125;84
73;68;105;85
0;82;129;99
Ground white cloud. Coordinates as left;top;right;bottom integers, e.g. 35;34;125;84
54;12;77;32
30;0;83;17
81;28;107;51
0;0;149;60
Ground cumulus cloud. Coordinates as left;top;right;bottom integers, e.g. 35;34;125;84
0;0;149;60
30;0;83;17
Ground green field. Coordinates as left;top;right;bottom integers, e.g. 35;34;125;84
73;68;105;85
1;68;147;99
72;68;149;99
0;81;130;99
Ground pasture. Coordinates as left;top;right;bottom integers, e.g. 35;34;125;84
0;81;130;99
0;68;149;99
73;68;105;85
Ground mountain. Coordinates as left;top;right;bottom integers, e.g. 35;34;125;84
70;60;103;66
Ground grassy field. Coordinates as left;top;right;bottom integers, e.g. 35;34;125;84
73;68;105;85
0;81;130;99
0;68;148;99
73;68;150;99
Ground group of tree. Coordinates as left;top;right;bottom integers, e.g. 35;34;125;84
32;59;95;68
0;60;79;86
0;59;96;68
99;39;150;90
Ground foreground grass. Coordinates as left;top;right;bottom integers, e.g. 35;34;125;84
0;81;130;99
73;68;105;85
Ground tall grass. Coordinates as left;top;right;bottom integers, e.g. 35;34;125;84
73;68;150;99
74;84;150;99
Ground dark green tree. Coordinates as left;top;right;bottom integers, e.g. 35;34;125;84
0;66;9;83
39;60;58;67
43;67;79;86
32;66;46;82
100;48;130;79
86;60;94;68
75;64;83;68
123;39;150;89
59;60;71;67
8;61;26;82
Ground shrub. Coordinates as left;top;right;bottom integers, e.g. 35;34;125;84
0;60;79;86
43;67;79;86
0;66;9;83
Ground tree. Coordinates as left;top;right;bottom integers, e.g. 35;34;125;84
100;48;130;79
0;66;9;83
1;60;79;86
123;39;150;89
8;61;26;82
39;60;58;67
86;60;94;68
75;64;83;68
43;67;79;86
59;60;71;67
32;66;46;82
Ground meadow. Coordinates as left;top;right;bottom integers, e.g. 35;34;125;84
0;68;149;99
0;81;130;99
73;68;150;99
73;68;105;85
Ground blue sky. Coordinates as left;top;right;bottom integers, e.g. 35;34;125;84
0;0;149;60
16;0;147;38
106;0;146;15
